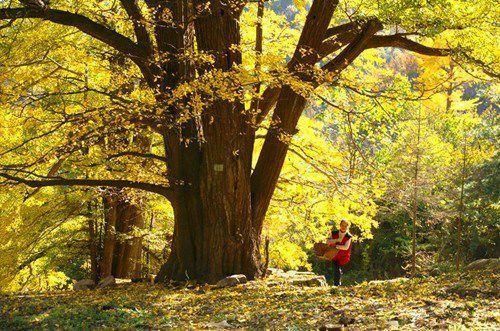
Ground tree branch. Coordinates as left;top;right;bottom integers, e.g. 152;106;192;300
255;26;452;125
254;85;280;125
322;19;383;74
251;18;381;228
319;20;362;57
120;0;154;56
323;20;362;39
255;19;379;125
0;7;146;59
0;172;173;199
454;50;499;79
24;157;65;201
107;151;167;162
254;0;341;125
251;0;340;229
366;34;451;56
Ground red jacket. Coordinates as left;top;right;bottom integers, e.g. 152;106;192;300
330;230;352;266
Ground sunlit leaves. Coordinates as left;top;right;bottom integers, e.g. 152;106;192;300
293;0;308;12
257;116;380;270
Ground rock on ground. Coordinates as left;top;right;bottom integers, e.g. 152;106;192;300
266;267;284;276
266;269;327;287
284;270;316;277
205;320;233;329
73;279;96;291
290;275;328;287
98;275;116;289
465;258;500;272
216;274;247;288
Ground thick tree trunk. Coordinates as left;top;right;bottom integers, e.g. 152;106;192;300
156;2;262;284
157;100;262;283
157;186;262;283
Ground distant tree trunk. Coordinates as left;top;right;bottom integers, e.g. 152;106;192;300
87;211;100;283
411;108;421;278
99;132;150;279
456;133;467;271
113;196;144;278
263;235;270;276
100;189;144;279
101;192;117;278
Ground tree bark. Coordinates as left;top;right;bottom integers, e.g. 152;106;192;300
87;214;100;283
112;195;144;278
156;1;262;283
100;189;144;279
411;108;421;278
101;193;117;278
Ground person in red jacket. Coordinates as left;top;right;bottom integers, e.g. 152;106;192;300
327;219;352;286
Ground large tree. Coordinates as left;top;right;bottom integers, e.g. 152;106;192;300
0;0;497;283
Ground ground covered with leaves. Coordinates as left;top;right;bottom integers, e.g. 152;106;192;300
1;270;498;330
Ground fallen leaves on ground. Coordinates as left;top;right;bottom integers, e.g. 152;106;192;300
0;270;498;330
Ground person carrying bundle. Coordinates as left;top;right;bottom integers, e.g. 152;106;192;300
314;219;352;286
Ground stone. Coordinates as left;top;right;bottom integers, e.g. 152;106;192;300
131;277;145;283
206;320;233;329
285;270;316;277
387;320;399;329
115;278;132;284
98;275;116;289
307;276;328;287
196;284;212;294
290;276;327;287
232;274;247;284
216;274;247;288
73;279;96;291
266;267;284;275
184;279;198;289
464;258;500;272
298;271;316;276
130;275;155;284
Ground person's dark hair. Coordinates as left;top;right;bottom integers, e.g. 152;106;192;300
340;219;350;226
